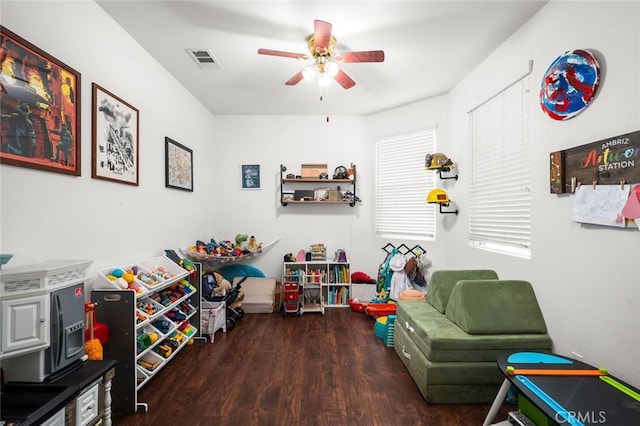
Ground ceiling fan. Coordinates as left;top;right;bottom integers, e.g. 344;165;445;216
258;19;384;89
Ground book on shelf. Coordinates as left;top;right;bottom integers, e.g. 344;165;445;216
327;286;348;305
330;264;350;283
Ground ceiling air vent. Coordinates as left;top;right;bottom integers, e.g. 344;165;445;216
186;49;221;70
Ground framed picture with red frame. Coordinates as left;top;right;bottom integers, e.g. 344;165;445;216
0;27;81;176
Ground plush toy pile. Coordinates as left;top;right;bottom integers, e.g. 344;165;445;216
188;234;262;258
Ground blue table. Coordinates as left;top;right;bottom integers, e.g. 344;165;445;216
483;351;640;426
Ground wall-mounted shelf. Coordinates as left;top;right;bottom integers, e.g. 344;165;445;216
280;164;358;207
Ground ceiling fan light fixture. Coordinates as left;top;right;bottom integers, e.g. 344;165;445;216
326;61;339;78
302;65;316;81
258;19;384;90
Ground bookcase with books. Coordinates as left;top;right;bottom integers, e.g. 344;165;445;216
282;260;351;313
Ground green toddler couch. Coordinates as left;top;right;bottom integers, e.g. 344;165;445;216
393;270;552;404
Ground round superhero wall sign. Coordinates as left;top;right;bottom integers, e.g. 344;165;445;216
540;49;600;121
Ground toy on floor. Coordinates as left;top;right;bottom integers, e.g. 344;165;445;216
365;300;396;318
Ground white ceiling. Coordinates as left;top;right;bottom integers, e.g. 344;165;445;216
97;1;547;116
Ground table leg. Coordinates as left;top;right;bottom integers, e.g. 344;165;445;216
483;378;512;426
102;367;115;426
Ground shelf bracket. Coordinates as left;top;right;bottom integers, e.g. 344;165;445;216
438;167;458;180
439;203;459;215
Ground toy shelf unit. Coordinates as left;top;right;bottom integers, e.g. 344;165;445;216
283;261;351;313
91;255;200;414
280;163;358;207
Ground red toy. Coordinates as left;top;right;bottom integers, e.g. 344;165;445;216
365;302;397;318
348;298;368;313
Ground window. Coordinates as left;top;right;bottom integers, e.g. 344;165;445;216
375;129;437;241
469;73;532;258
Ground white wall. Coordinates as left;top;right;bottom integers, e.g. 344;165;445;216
212;95;448;282
212;114;378;279
0;2;218;278
445;1;640;386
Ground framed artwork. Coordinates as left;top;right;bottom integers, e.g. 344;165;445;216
91;83;139;185
241;164;260;190
0;27;81;176
165;137;193;192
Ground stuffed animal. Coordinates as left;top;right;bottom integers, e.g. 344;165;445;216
247;235;260;252
235;234;249;251
212;272;232;297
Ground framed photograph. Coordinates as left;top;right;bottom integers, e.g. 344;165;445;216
241;164;260;190
91;83;139;185
165;137;193;192
0;27;81;176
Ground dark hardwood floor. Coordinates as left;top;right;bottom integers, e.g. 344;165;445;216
114;308;514;426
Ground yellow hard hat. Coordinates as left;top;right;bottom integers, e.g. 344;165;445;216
426;189;450;205
425;153;454;170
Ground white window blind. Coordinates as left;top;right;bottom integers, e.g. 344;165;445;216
375;129;436;241
469;75;531;258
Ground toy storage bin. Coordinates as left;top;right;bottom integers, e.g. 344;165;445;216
137;297;165;321
136;368;149;390
304;283;321;303
179;323;197;338
201;301;226;343
153;330;187;360
135;310;150;327
176;301;197;317
151;314;177;335
135;266;166;290
136;323;162;356
136;350;164;376
164;306;189;325
95;264;150;296
137;256;187;283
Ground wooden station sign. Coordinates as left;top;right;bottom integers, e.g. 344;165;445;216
550;130;640;193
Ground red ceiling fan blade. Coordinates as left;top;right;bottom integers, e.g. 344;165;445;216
285;71;304;86
339;50;385;63
314;20;333;51
334;69;356;89
258;48;308;60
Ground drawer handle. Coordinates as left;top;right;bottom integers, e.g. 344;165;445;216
404;321;415;333
402;345;411;360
